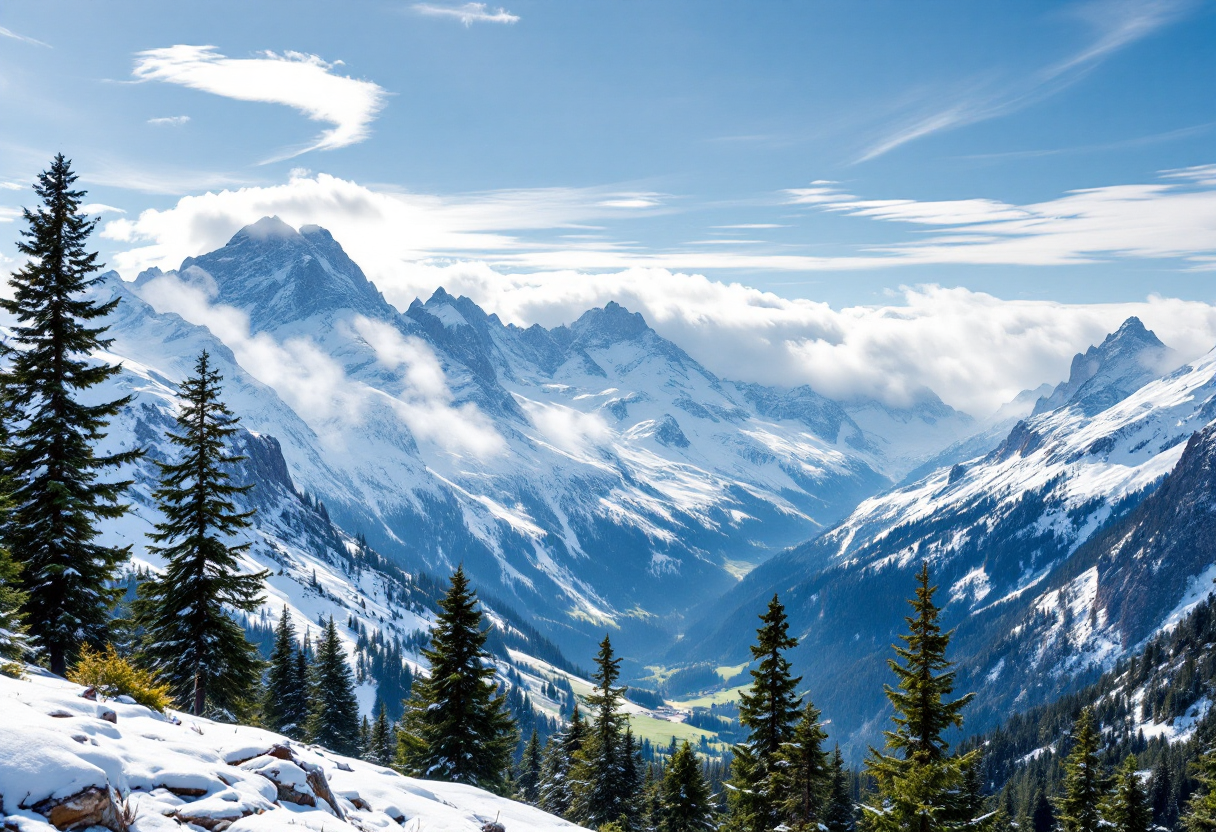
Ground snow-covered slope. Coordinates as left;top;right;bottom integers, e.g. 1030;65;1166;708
0;668;584;832
77;217;979;660
672;334;1216;758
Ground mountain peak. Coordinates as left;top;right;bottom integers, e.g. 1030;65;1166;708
1033;316;1174;417
570;301;651;346
232;215;300;243
179;218;388;329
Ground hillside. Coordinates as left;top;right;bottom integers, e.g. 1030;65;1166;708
0;667;585;832
670;329;1216;758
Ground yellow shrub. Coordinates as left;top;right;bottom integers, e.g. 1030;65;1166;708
68;645;173;713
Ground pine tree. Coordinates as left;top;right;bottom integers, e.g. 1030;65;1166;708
134;351;266;716
369;702;394;766
824;746;856;832
1183;744;1216;831
726;594;802;832
0;154;142;675
775;701;832;831
660;741;714;832
516;728;544;804
307;616;361;756
396;566;516;793
641;764;664;832
861;562;980;832
263;607;307;737
1104;755;1151;832
540;704;587;818
571;634;637;828
293;632;313;729
1055;708;1108;832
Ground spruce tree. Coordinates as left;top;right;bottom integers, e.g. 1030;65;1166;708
540;703;587;818
1183;744;1216;831
516;728;544;804
571;634;636;828
308;616;361;756
369;702;394;766
1104;755;1151;832
641;764;663;832
775;700;832;831
1054;708;1107;832
660;741;714;832
134;350;265;716
824;746;856;832
263;607;307;736
396;566;516;793
0;154;142;675
726;594;802;832
861;562;980;832
294;633;313;730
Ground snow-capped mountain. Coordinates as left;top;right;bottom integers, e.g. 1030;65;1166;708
672;325;1216;758
88;217;974;661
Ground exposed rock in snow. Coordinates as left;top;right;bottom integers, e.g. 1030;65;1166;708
0;668;585;832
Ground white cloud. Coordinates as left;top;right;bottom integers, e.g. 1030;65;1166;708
132;46;388;156
413;2;519;26
788;168;1216;269
147;115;191;127
81;203;126;216
0;25;49;48
96;171;1216;415
373;261;1216;415
136;272;503;456
858;0;1187;161
352;316;504;456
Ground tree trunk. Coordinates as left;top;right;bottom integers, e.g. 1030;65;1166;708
194;673;205;716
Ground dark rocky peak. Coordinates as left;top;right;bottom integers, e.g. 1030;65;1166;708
1033;316;1174;416
734;382;855;445
177;217;389;330
568;301;652;347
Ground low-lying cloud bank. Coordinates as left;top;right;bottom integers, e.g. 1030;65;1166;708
97;171;1216;416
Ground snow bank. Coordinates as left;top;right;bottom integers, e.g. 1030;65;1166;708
0;667;585;832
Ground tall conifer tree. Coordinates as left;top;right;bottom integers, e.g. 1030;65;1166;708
516;728;544;804
775;700;832;831
0;154;141;674
571;634;637;828
1184;743;1216;831
1104;755;1151;832
659;741;715;832
396;566;516;793
367;703;394;766
1055;709;1107;832
308;616;361;756
540;704;587;818
134;351;265;716
263;607;307;736
861;562;981;832
824;746;856;832
726;594;802;832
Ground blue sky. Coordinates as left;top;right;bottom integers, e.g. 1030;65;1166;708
2;1;1216;412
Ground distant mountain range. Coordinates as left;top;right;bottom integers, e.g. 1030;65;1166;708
92;216;982;660
670;313;1216;757
7;216;1215;759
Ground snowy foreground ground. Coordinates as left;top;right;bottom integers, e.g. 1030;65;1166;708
0;668;586;832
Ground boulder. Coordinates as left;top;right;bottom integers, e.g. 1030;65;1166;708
31;785;126;831
239;747;344;819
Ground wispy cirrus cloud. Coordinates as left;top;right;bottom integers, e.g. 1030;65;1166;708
147;115;190;127
413;2;519;26
858;0;1189;162
787;165;1216;270
132;46;388;157
0;25;49;48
